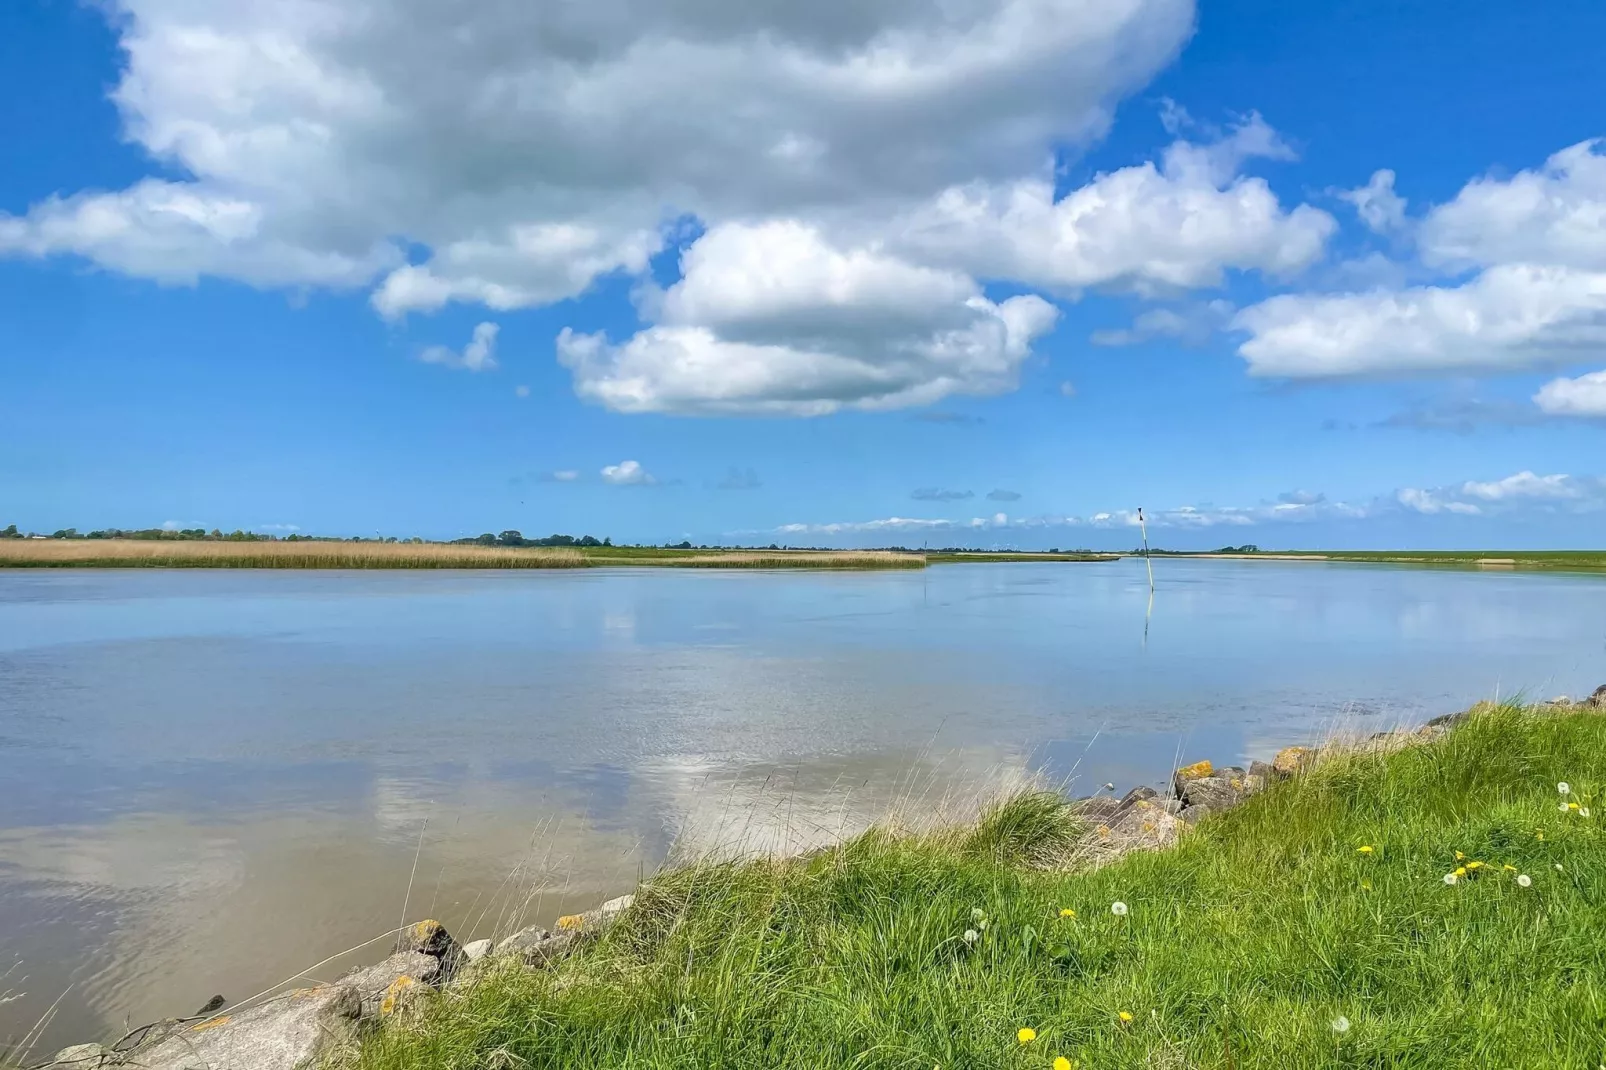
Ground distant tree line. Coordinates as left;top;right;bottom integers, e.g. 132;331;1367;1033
454;531;613;548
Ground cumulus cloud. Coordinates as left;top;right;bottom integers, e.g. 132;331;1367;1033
912;488;974;502
1234;140;1606;380
419;322;499;371
1338;169;1407;234
885;115;1334;295
0;0;1195;306
601;459;655;485
557;221;1060;415
1397;471;1601;515
1534;369;1606;417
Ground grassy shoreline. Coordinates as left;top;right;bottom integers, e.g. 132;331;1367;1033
1167;549;1606;572
347;702;1606;1069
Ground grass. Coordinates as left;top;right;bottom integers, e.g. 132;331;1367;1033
345;704;1606;1069
1201;550;1606;573
0;541;925;571
927;552;1121;564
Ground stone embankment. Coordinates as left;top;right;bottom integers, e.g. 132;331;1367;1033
31;685;1606;1070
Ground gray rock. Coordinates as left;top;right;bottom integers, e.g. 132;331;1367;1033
340;951;442;1018
1179;803;1213;824
126;984;362;1070
1118;785;1159;811
1545;695;1573;707
47;1043;110;1069
395;918;463;974
1248;760;1274;782
1070;796;1123;821
461;938;494;962
555;894;635;936
1179;775;1247;812
1587;684;1606;709
495;926;579;967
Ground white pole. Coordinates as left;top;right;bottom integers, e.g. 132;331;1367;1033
1138;507;1154;592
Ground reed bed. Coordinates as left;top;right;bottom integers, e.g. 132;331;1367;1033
0;540;588;569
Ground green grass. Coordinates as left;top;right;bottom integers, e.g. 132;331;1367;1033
927;552;1121;564
1236;550;1606;572
347;704;1606;1069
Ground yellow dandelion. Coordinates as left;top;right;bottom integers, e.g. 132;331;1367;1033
1054;1059;1074;1070
1017;1028;1037;1045
1454;851;1465;861
1465;861;1484;871
1059;908;1076;919
1503;864;1517;873
1356;845;1374;854
1360;880;1373;891
1568;801;1580;811
1453;867;1467;878
1118;1011;1134;1024
1535;830;1545;841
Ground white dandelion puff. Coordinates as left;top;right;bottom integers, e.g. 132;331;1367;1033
962;928;979;945
1443;872;1458;885
1558;782;1570;795
1111;901;1129;916
1517;874;1532;888
1330;1015;1351;1034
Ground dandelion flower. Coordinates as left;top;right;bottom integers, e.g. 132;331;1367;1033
971;908;987;924
1455;851;1466;862
1465;861;1484;871
1360;880;1373;891
1568;801;1580;811
1454;867;1467;878
1118;1011;1134;1024
962;928;979;945
1503;864;1517;873
1111;901;1129;916
1054;1058;1074;1070
1443;872;1458;885
1331;1015;1351;1034
1536;830;1545;841
1560;802;1571;813
1558;782;1571;795
1582;807;1592;818
1017;1028;1037;1045
1059;908;1076;919
1517;874;1532;888
1356;845;1374;854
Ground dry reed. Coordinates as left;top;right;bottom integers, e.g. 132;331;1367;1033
0;540;587;570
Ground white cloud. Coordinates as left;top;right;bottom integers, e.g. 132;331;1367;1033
0;0;1196;308
886;115;1334;295
1395;488;1482;516
1397;471;1601;515
601;459;655;485
419;322;499;371
1234;264;1606;377
1090;299;1232;346
1339;169;1407;234
1460;471;1580;501
557;221;1059;415
1534;369;1606;417
1418;140;1606;272
1234;140;1606;380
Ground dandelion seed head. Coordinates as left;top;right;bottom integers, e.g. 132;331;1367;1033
1111;901;1129;916
1558;782;1571;795
962;929;979;945
1443;872;1458;885
1331;1015;1351;1034
1517;874;1532;888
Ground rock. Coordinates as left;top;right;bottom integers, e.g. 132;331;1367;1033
1544;695;1573;707
1179;775;1251;813
396;918;463;973
1117;785;1159;811
1179;803;1213;824
495;925;579;967
194;994;227;1016
1171;760;1213;796
126;984;362;1070
47;1043;110;1069
1248;759;1274;781
1070;796;1123;821
1095;806;1184;856
340;951;442;1018
461;938;494;962
1425;711;1467;728
1271;746;1314;778
555;893;635;934
1586;684;1606;709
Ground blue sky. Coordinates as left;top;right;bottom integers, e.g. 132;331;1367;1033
2;0;1604;549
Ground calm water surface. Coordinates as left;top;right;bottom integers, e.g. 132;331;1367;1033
2;561;1602;1050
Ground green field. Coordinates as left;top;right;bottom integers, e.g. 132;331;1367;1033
348;703;1606;1069
1259;550;1606;572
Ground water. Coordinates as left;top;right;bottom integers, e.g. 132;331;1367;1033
2;561;1602;1051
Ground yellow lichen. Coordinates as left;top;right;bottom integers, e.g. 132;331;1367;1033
380;976;418;1016
556;913;586;930
1176;759;1214;781
190;1016;232;1032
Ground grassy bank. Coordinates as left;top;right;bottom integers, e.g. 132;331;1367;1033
0;541;926;570
928;551;1120;564
349;704;1606;1069
1192;550;1606;573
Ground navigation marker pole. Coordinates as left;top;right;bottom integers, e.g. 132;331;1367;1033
1138;507;1154;592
